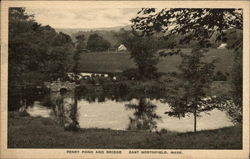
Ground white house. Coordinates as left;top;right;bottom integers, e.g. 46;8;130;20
118;44;127;51
217;43;227;49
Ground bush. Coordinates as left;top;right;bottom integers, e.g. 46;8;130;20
102;80;116;92
41;95;55;108
19;110;30;117
137;80;165;94
121;68;140;80
86;33;111;52
213;71;227;81
114;81;131;93
223;100;242;124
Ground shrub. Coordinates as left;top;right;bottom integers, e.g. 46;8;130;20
213;71;227;81
41;95;55;108
114;81;131;93
19;110;30;117
223;100;242;124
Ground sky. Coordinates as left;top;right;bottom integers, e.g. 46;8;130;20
25;8;139;29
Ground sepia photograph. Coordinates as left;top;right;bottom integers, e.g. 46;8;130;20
1;1;249;159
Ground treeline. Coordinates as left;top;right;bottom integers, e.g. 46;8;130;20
72;29;181;52
75;33;111;52
9;8;75;84
71;26;242;53
8;8;75;110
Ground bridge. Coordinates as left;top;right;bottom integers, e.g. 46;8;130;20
44;81;77;92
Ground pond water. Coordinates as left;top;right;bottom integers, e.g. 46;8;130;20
26;92;234;132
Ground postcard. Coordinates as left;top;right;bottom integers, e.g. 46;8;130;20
1;1;249;159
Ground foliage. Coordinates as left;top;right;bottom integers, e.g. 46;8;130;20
116;30;159;80
131;8;242;40
121;68;140;80
164;45;216;132
19;109;30;117
86;33;111;52
72;29;122;48
75;34;86;51
72;34;86;82
8;8;75;109
221;29;242;114
231;46;243;110
131;8;243;124
223;99;242;124
213;71;227;81
9;8;75;83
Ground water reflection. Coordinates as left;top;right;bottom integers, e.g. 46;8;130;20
50;89;80;131
125;98;161;131
26;101;53;118
26;90;234;132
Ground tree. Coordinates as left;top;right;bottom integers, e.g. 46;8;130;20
86;33;111;52
116;30;159;80
131;8;243;124
71;34;86;82
75;34;86;51
165;44;216;132
131;9;242;40
8;8;75;110
42;29;75;81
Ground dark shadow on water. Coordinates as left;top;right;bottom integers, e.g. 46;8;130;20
125;98;161;131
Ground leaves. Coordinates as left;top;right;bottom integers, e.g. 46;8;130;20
131;8;243;44
86;33;111;52
131;8;243;124
9;8;75;86
116;30;159;80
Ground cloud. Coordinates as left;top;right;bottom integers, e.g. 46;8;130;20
25;7;139;28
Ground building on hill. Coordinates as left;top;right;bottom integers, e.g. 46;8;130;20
217;43;227;49
118;44;127;52
80;49;90;53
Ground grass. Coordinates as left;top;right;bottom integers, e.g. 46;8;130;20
8;112;242;149
78;48;234;73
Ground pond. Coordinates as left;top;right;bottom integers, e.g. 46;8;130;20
25;91;234;132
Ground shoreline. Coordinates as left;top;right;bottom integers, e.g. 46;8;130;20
8;112;242;149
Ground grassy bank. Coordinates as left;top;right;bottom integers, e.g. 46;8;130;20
8;112;242;149
78;49;234;73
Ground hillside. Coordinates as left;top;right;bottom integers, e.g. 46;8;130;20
55;25;131;34
55;25;131;44
77;49;234;74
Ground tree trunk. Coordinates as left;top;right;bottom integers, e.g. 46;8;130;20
72;89;78;121
194;110;197;133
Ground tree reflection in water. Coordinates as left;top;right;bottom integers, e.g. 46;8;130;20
125;98;161;131
53;89;80;131
53;88;163;131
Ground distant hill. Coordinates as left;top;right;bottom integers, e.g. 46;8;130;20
56;25;131;33
55;26;242;50
55;25;131;46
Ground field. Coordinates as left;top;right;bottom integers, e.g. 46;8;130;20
8;112;242;149
78;48;234;73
